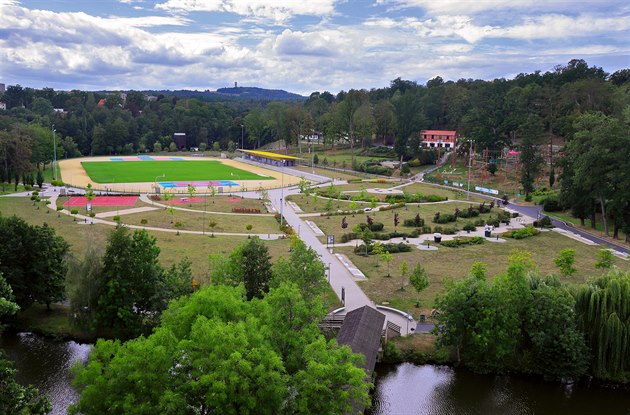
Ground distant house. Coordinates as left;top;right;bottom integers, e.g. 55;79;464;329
173;133;187;149
420;130;457;149
54;108;68;118
0;102;6;111
97;98;106;107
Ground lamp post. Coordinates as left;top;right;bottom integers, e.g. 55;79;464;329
280;159;285;227
466;139;473;201
154;174;165;204
240;124;244;151
52;125;57;181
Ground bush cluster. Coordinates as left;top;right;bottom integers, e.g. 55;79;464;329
433;226;459;235
379;203;405;211
384;193;447;204
354;242;412;254
232;208;261;214
502;227;541;239
441;236;485;248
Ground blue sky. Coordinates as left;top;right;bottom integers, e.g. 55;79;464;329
0;0;628;95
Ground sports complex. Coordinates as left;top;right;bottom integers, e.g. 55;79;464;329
58;153;302;194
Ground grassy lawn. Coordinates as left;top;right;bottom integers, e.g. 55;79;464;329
311;201;503;241
0;197;290;278
339;231;630;315
114;207;280;234
81;160;271;183
399;182;486;202
291;165;362;181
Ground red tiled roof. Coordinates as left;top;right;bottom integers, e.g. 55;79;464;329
421;130;457;136
97;98;106;107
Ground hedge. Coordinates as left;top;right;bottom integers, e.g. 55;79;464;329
354;242;412;254
441;236;485;248
502;227;540;239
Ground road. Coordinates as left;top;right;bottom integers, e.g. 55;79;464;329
412;161;628;256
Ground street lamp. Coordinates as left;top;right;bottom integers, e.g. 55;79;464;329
240;124;244;151
280;159;286;227
52;125;57;181
466;139;473;201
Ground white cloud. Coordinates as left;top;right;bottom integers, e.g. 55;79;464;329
155;0;338;23
376;0;627;15
273;29;339;57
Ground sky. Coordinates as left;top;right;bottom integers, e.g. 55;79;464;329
0;0;628;96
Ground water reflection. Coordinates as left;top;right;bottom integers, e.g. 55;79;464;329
0;332;91;415
369;363;630;415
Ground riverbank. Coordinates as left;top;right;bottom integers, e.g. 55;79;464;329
6;303;97;343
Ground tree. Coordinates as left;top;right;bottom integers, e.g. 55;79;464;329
92;226;171;338
85;182;95;212
0;216;69;309
574;269;630;381
246;224;253;237
163;190;175;223
0;273;19;319
71;282;369;414
518;114;544;201
66;241;105;331
208;221;217;237
399;261;409;291
488;162;498;176
380;250;393;277
554;248;576;277
409;265;429;306
36;170;44;188
595;249;614;269
272;238;327;303
0;351;52;415
341;216;348;229
186;183;196;206
394;212;400;229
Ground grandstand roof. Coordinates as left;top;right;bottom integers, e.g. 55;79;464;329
241;149;301;161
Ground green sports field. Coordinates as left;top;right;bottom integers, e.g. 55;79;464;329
81;161;272;183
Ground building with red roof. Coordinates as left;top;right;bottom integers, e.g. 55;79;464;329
420;130;457;149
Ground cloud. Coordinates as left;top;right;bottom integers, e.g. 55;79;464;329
376;0;628;15
273;29;338;57
155;0;338;23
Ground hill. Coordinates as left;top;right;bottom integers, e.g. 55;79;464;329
140;87;305;103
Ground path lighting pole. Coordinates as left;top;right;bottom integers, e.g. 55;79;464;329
466;139;472;201
240;124;244;151
280;159;285;227
52;125;57;181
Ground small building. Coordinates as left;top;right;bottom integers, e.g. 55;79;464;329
420;130;457;149
0;102;6;111
172;133;187;150
240;149;300;167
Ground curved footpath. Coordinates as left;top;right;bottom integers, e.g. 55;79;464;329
267;183;416;335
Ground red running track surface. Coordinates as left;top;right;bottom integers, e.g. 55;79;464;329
64;196;139;207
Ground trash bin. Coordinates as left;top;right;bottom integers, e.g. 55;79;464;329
485;230;491;237
484;225;492;237
434;233;442;243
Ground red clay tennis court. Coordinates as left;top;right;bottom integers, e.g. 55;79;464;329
63;196;139;207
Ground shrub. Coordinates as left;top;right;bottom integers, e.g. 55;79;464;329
232;207;261;214
71;209;79;215
403;218;425;227
542;197;563;212
89;212;96;217
369;222;384;232
511;212;520;218
441;236;485;248
51;179;64;186
503;227;540;239
354;242;411;254
140;219;148;225
433;213;456;224
538;215;553;228
474;218;486;227
463;223;476;232
56;206;63;211
24;184;33;190
340;232;359;243
380;203;405;211
112;215;121;222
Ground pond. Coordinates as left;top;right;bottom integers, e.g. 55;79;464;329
0;332;91;415
368;363;630;415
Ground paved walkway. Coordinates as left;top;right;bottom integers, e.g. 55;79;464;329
95;206;159;218
268;186;416;335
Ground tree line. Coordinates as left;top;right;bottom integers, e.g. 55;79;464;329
435;251;630;383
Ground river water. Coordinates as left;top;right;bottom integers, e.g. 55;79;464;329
369;363;630;415
0;332;91;415
2;333;629;415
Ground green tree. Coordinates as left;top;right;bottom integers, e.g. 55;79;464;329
399;261;409;291
554;248;576;277
0;216;69;309
93;227;169;338
36;170;44;188
574;269;630;381
0;351;52;415
72;283;369;415
518;114;544;201
272;238;327;302
380;250;393;277
0;273;19;319
212;237;273;300
595;249;614;269
409;264;429;306
67;241;105;331
186;183;196;206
